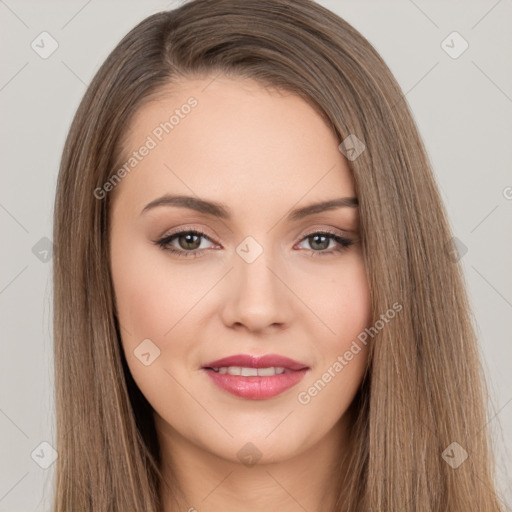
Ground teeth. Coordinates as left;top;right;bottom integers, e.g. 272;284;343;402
241;367;258;377
258;366;284;376
213;366;286;376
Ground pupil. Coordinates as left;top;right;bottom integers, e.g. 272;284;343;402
310;234;328;250
181;233;200;250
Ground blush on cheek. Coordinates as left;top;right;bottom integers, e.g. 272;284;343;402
317;272;371;343
121;283;181;347
111;238;180;344
117;261;214;354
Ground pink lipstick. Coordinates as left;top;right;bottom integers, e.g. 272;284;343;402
201;353;309;400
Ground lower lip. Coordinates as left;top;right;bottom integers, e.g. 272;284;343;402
202;368;308;400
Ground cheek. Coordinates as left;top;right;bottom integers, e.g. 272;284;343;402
112;255;175;344
330;260;372;373
110;240;200;413
294;256;371;410
110;236;213;390
306;254;371;348
111;235;199;345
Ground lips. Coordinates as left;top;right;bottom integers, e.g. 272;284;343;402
202;353;309;371
201;353;310;400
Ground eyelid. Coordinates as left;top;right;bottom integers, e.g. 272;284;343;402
299;224;353;237
158;224;220;243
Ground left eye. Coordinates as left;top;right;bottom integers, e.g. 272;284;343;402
155;229;354;258
296;231;354;255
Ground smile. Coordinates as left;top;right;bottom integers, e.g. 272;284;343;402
202;353;310;400
210;366;288;376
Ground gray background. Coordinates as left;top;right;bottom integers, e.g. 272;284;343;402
1;1;511;510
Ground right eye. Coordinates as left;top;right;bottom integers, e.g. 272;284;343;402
155;229;218;258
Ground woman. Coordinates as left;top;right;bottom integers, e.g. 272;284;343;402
52;0;505;510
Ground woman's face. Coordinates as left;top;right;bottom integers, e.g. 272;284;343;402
110;75;371;465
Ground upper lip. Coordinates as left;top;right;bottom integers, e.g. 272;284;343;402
202;353;309;371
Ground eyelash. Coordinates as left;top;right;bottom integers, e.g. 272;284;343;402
155;228;355;259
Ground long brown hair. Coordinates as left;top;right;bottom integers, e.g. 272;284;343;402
52;0;505;510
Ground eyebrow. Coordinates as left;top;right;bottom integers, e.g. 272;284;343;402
140;194;358;221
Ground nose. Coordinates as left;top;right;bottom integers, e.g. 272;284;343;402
219;247;293;334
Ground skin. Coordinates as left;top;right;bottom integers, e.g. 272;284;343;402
109;75;371;512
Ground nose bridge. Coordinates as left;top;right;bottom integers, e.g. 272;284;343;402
222;234;291;331
236;233;282;301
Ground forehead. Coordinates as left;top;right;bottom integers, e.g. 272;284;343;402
113;75;355;216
